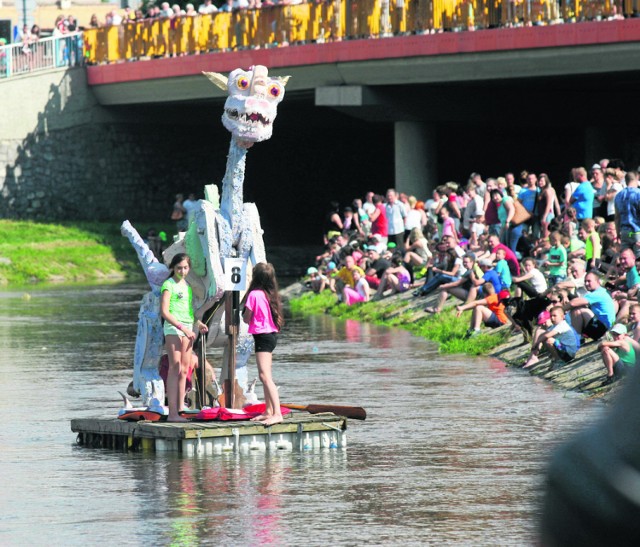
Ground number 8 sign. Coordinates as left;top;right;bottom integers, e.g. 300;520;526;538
223;258;248;291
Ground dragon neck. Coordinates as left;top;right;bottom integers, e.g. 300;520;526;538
220;139;247;244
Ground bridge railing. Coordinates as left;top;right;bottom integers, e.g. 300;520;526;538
0;33;85;79
81;0;632;64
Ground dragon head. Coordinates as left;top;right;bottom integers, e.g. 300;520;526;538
203;66;289;148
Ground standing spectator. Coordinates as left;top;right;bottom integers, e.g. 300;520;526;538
591;164;607;219
570;167;595;222
404;196;426;239
490;189;514;245
604;168;623;223
470;172;486;198
439;207;458;245
171;193;188;232
614;171;640;257
579;219;601;272
369;194;388;246
544;231;568;285
183;193;199;227
483;179;501;236
199;0;218;13
510;172;538;254
462;183;484;242
89;14;101;27
564;271;616;341
563;167;580;208
538;173;561;239
385;188;406;249
323;201;343;243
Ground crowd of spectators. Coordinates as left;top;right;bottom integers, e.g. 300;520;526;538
306;159;640;384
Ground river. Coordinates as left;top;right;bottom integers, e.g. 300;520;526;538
0;284;604;545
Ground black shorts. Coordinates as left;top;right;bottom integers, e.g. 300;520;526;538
583;316;608;341
253;333;278;353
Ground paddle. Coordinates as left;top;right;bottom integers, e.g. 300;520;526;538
281;403;367;420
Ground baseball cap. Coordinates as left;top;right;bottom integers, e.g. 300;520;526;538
591;163;602;171
537;310;551;325
479;258;493;267
610;323;627;335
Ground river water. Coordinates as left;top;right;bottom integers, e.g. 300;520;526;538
0;284;604;545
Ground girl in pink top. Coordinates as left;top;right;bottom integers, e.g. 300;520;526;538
242;263;284;425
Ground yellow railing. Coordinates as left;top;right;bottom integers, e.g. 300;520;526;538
83;0;628;64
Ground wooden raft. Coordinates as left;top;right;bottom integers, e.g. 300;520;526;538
71;412;347;455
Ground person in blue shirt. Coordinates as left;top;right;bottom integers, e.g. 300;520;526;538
614;170;640;257
564;271;616;341
508;173;538;254
570;167;595;221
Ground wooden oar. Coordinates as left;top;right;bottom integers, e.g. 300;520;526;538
281;403;367;420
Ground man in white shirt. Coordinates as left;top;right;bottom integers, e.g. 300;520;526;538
385;188;406;249
198;0;218;13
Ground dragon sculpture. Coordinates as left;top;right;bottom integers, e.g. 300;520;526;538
120;65;288;412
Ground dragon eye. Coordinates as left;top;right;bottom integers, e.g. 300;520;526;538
236;75;250;90
268;83;282;98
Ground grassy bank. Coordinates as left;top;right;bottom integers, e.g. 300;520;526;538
0;220;170;286
288;290;509;355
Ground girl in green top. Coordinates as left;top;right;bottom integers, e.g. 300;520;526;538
160;253;208;422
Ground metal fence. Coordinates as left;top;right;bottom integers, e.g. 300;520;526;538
0;32;85;79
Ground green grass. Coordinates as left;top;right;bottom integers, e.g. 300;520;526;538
289;291;509;356
0;220;172;286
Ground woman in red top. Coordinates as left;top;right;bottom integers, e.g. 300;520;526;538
369;194;388;243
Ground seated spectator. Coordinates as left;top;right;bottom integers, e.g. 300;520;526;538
332;255;365;295
306;266;328;293
403;227;432;276
523;307;579;368
599;323;636;385
494;247;512;295
554;258;587;298
564;271;616;341
364;246;391;290
456;282;508;338
610;247;640;322
343;269;370;305
484;234;521;277
372;255;411;300
414;245;460;297
512;257;547;298
424;253;478;314
627;303;640;342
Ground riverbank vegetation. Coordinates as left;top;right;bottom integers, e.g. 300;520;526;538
0;220;168;286
289;290;509;355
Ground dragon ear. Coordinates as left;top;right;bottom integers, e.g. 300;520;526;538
275;75;291;87
202;71;228;91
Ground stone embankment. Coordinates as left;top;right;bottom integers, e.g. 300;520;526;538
282;282;621;402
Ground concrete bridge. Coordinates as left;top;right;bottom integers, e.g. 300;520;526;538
2;19;640;241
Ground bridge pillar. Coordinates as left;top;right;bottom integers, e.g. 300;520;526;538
394;121;436;200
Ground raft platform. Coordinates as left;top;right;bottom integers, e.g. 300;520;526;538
71;412;347;455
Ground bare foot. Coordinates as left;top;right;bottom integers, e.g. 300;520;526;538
261;414;283;426
523;355;539;368
167;415;189;423
250;414;270;422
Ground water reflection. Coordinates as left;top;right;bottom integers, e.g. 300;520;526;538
0;284;604;545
